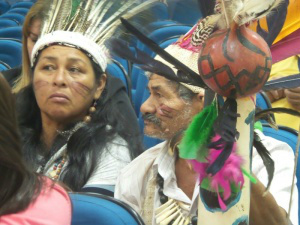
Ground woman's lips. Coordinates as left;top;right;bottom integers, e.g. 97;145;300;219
49;93;70;103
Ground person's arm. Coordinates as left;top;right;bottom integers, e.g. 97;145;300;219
250;176;288;225
251;130;298;225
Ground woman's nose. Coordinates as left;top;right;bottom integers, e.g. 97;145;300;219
53;69;67;87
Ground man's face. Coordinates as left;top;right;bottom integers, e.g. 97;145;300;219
140;74;203;140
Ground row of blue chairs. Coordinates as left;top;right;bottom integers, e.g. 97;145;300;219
0;1;29;70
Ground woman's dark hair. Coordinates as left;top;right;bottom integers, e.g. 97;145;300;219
0;75;42;216
17;58;143;191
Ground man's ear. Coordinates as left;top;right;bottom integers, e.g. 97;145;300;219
94;74;107;99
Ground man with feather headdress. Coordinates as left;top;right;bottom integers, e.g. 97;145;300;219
115;0;298;224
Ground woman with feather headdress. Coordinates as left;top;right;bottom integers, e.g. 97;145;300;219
14;0;162;193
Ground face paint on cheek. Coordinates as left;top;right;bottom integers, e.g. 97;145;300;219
34;80;50;91
70;81;93;98
157;104;174;118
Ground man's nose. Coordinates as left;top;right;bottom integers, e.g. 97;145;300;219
140;96;156;115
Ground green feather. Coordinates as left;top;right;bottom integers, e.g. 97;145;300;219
71;0;81;18
179;100;217;161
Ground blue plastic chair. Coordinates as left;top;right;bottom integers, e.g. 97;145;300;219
256;91;272;110
106;59;132;99
147;20;178;31
0;13;24;24
0;18;19;28
262;123;300;219
0;39;22;68
148;1;168;21
70;193;145;225
0;60;11;71
137;25;191;52
0;26;22;40
168;0;203;25
0;1;10;15
7;7;29;16
11;1;33;9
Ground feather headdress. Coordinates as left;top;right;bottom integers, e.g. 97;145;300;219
31;0;163;71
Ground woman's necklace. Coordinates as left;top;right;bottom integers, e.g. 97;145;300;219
48;153;67;181
155;173;198;225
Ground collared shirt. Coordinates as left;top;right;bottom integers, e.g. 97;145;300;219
115;133;298;225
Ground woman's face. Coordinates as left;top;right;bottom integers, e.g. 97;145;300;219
27;19;41;60
33;45;106;124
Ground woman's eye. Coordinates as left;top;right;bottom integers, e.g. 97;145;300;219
69;67;81;73
43;65;55;71
31;38;38;43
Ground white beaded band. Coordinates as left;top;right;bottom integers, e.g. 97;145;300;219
31;31;108;72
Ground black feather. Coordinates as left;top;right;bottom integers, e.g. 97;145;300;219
263;73;300;91
110;38;184;81
120;17;207;88
197;0;216;17
253;131;275;191
255;107;300;121
206;98;239;176
207;141;235;176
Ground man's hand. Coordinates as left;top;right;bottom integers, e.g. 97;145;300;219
266;89;285;103
285;87;300;111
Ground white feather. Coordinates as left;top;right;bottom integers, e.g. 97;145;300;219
234;0;283;25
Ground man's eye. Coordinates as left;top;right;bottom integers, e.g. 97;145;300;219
155;92;162;98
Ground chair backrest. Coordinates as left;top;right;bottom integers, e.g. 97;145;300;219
0;38;22;68
0;18;18;28
0;13;24;24
11;1;33;9
0;26;22;41
7;7;29;16
168;0;202;25
70;193;145;225
0;60;11;71
0;1;10;15
256;91;272;110
262;123;300;218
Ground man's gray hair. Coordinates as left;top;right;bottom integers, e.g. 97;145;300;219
146;72;197;102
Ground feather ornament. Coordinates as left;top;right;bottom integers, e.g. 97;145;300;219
179;100;217;162
253;130;274;192
39;0;162;47
263;74;300;91
206;98;239;176
120;18;207;88
215;0;283;29
190;134;244;211
255;107;300;121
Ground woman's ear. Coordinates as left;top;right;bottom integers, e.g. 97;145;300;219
94;74;107;99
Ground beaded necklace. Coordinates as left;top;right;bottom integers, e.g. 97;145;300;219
48;154;67;181
155;173;198;225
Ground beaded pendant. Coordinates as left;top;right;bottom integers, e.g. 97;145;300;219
49;156;66;181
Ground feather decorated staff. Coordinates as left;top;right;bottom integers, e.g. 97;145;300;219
112;0;296;224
